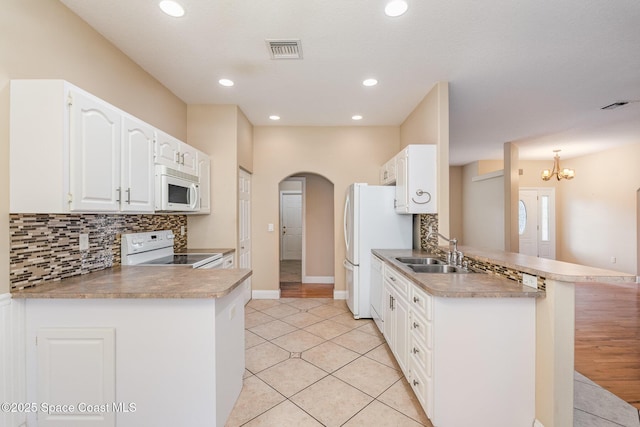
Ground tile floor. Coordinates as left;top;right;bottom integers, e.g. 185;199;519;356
226;297;640;427
226;297;433;427
574;371;640;427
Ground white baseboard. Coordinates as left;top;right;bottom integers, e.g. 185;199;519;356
252;290;281;300
333;290;347;300
302;276;334;284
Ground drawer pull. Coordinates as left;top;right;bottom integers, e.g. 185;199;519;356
390;276;396;282
413;296;419;303
413;347;419;354
413;322;419;328
413;379;419;386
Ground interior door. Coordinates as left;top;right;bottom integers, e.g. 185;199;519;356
280;192;302;260
238;169;252;303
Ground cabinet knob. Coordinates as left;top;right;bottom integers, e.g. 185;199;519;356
413;322;419;328
413;296;419;303
413;379;419;386
413;347;419;354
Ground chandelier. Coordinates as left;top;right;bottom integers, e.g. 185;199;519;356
541;150;575;181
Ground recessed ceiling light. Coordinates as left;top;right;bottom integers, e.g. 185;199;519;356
269;115;281;121
159;0;185;17
352;115;363;121
384;0;408;17
363;78;378;87
218;79;234;87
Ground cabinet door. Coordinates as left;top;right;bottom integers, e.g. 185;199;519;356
121;116;155;212
37;328;115;427
383;282;394;342
196;151;211;213
394;150;408;212
393;293;409;373
155;130;181;168
180;143;198;175
69;90;121;211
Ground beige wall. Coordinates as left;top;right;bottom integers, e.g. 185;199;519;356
252;126;400;292
555;143;640;274
1;0;187;295
237;108;254;172
303;174;334;277
187;105;241;249
400;82;450;237
461;162;505;250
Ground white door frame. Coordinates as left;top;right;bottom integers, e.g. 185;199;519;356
238;168;253;302
279;177;306;280
519;187;556;259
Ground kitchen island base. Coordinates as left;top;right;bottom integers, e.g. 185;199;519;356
17;282;245;427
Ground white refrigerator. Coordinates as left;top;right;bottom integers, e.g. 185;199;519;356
343;183;413;319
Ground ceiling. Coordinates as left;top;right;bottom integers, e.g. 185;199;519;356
59;0;640;165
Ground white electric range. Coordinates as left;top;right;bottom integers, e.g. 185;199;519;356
121;230;223;269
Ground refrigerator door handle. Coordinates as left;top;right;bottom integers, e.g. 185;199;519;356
343;259;354;270
343;193;351;252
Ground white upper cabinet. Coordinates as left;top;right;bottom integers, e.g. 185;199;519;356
380;155;397;185
9;79;157;213
394;144;437;214
155;129;198;176
195;150;211;214
121;115;155;212
69;89;121;211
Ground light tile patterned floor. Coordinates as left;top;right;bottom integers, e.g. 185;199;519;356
227;298;433;427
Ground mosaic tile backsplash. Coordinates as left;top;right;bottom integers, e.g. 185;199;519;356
10;213;187;290
418;213;546;291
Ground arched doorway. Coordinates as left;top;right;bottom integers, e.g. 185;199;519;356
278;173;334;298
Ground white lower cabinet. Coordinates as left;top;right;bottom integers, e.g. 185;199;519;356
383;268;409;374
222;253;235;268
381;265;536;427
37;328;116;427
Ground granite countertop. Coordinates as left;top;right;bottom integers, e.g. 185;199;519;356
373;249;543;298
456;245;636;283
11;266;252;299
177;248;235;255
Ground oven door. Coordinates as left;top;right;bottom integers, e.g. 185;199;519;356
157;174;200;212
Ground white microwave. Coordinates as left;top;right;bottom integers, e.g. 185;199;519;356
155;165;200;212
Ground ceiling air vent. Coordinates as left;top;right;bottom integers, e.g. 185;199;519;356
266;39;303;60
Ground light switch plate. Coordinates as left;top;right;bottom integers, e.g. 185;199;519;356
79;233;89;251
522;273;537;289
268;223;274;232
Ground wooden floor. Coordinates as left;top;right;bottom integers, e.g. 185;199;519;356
575;281;640;409
280;282;334;298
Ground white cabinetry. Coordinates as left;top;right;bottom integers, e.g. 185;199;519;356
10;80;156;213
155;130;198;176
121;116;156;212
395;144;437;214
379;155;397;185
382;267;409;374
378;261;536;427
370;255;384;332
196;150;212;214
222;253;235;269
36;328;115;426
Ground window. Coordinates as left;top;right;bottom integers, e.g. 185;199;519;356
518;200;527;235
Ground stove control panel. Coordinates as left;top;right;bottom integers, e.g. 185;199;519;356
121;230;175;257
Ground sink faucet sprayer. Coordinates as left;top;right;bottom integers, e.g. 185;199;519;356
426;226;464;267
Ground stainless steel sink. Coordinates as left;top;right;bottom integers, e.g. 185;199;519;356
395;256;443;265
408;264;476;273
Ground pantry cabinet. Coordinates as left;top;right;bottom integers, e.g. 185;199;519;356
394;144;437;214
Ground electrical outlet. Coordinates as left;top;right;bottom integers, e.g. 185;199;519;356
522;273;537;289
79;233;89;251
180;225;185;236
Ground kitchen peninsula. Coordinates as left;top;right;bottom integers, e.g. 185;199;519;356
374;246;636;427
11;266;251;427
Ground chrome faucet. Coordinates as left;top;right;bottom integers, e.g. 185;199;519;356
426;227;463;267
